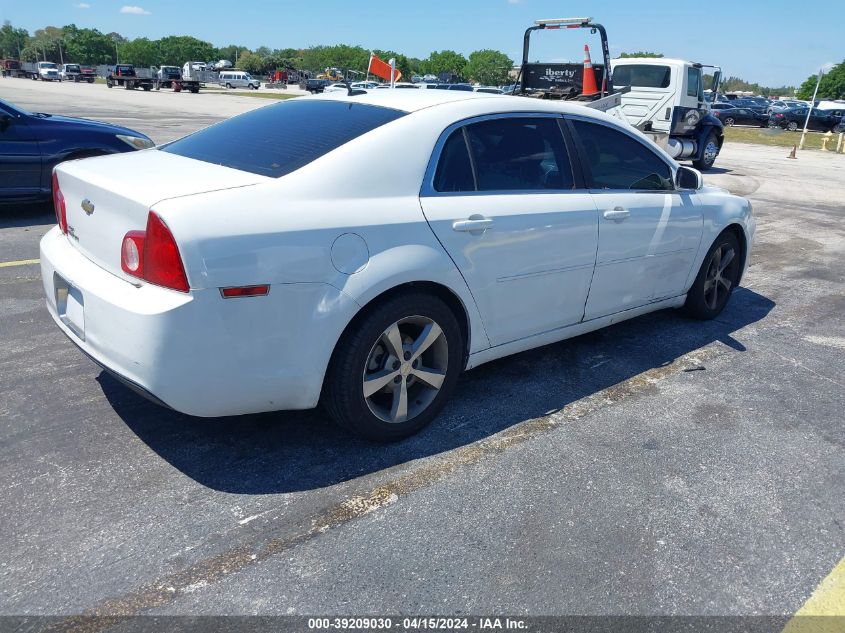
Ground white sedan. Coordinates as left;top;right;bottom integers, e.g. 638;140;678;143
42;90;754;441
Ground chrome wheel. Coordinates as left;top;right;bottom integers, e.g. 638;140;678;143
724;117;735;127
703;141;719;165
362;316;448;424
703;245;737;310
787;121;798;131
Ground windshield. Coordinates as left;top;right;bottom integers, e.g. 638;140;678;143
161;100;407;178
40;63;58;69
0;98;31;117
66;65;80;72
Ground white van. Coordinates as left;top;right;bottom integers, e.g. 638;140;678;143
219;71;260;90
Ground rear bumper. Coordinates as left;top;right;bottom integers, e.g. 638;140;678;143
40;226;360;417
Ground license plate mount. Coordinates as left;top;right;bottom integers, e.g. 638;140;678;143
54;273;85;341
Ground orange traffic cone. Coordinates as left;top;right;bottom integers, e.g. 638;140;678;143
582;44;599;96
787;145;797;159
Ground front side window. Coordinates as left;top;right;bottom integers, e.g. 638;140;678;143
464;118;574;191
162;100;406;178
572;120;673;191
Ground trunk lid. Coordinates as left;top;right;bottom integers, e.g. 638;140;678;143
56;150;268;283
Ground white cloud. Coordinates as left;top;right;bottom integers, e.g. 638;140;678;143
120;5;151;14
74;2;91;7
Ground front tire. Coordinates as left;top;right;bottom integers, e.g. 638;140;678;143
682;231;742;320
692;131;720;171
322;292;464;442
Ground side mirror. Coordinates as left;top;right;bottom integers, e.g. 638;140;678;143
676;165;703;190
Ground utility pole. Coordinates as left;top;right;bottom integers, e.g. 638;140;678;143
799;68;824;151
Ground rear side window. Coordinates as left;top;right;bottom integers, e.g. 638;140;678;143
161;100;406;178
434;129;475;192
465;118;574;191
572;120;673;191
612;64;671;89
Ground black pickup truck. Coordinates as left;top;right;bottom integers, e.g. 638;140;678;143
106;64;154;91
300;78;331;94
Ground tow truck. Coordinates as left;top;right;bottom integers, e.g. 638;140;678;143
515;17;725;170
106;64;154;91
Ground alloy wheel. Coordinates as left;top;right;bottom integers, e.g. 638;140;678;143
703;245;737;310
362;316;449;424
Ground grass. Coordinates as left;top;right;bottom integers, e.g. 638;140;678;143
723;126;841;151
217;90;299;100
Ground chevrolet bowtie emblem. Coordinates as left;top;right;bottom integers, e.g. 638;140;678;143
81;199;95;215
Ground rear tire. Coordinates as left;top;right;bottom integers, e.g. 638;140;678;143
225;82;232;89
682;231;742;320
787;121;798;131
723;117;735;127
322;292;464;442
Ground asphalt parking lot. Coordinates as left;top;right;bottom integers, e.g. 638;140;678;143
1;79;843;621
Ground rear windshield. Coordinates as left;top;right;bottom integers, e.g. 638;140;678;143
161;100;407;178
613;64;671;89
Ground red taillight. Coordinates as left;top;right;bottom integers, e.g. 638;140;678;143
52;171;67;234
220;285;270;298
120;212;189;292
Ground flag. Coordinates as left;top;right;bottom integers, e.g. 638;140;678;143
368;53;402;82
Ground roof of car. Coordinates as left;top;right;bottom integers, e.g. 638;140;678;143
313;89;546;113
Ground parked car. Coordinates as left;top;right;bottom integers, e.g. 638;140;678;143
712;106;768;127
0;97;153;204
767;100;802;114
59;64;95;83
728;99;768;113
302;78;331;94
42;91;754;440
769;107;842;132
474;86;504;94
219;71;260;90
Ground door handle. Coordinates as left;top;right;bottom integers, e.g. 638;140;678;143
603;207;630;222
452;215;493;233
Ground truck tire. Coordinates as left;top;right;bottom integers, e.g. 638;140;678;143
692;131;719;171
190;86;199;94
143;85;151;91
107;79;113;88
125;82;132;90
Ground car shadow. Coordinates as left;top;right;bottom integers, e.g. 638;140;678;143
0;202;54;228
100;287;775;495
702;166;733;175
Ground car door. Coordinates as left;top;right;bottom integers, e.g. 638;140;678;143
567;117;703;320
419;114;599;346
0;103;42;199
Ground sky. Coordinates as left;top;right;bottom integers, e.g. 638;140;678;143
4;0;842;86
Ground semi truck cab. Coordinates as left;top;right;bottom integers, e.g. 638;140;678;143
611;57;724;170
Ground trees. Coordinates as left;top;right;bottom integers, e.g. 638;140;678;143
120;37;159;67
421;50;467;78
464;49;512;86
157;35;215;66
0;21;29;59
796;60;845;100
62;26;117;64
